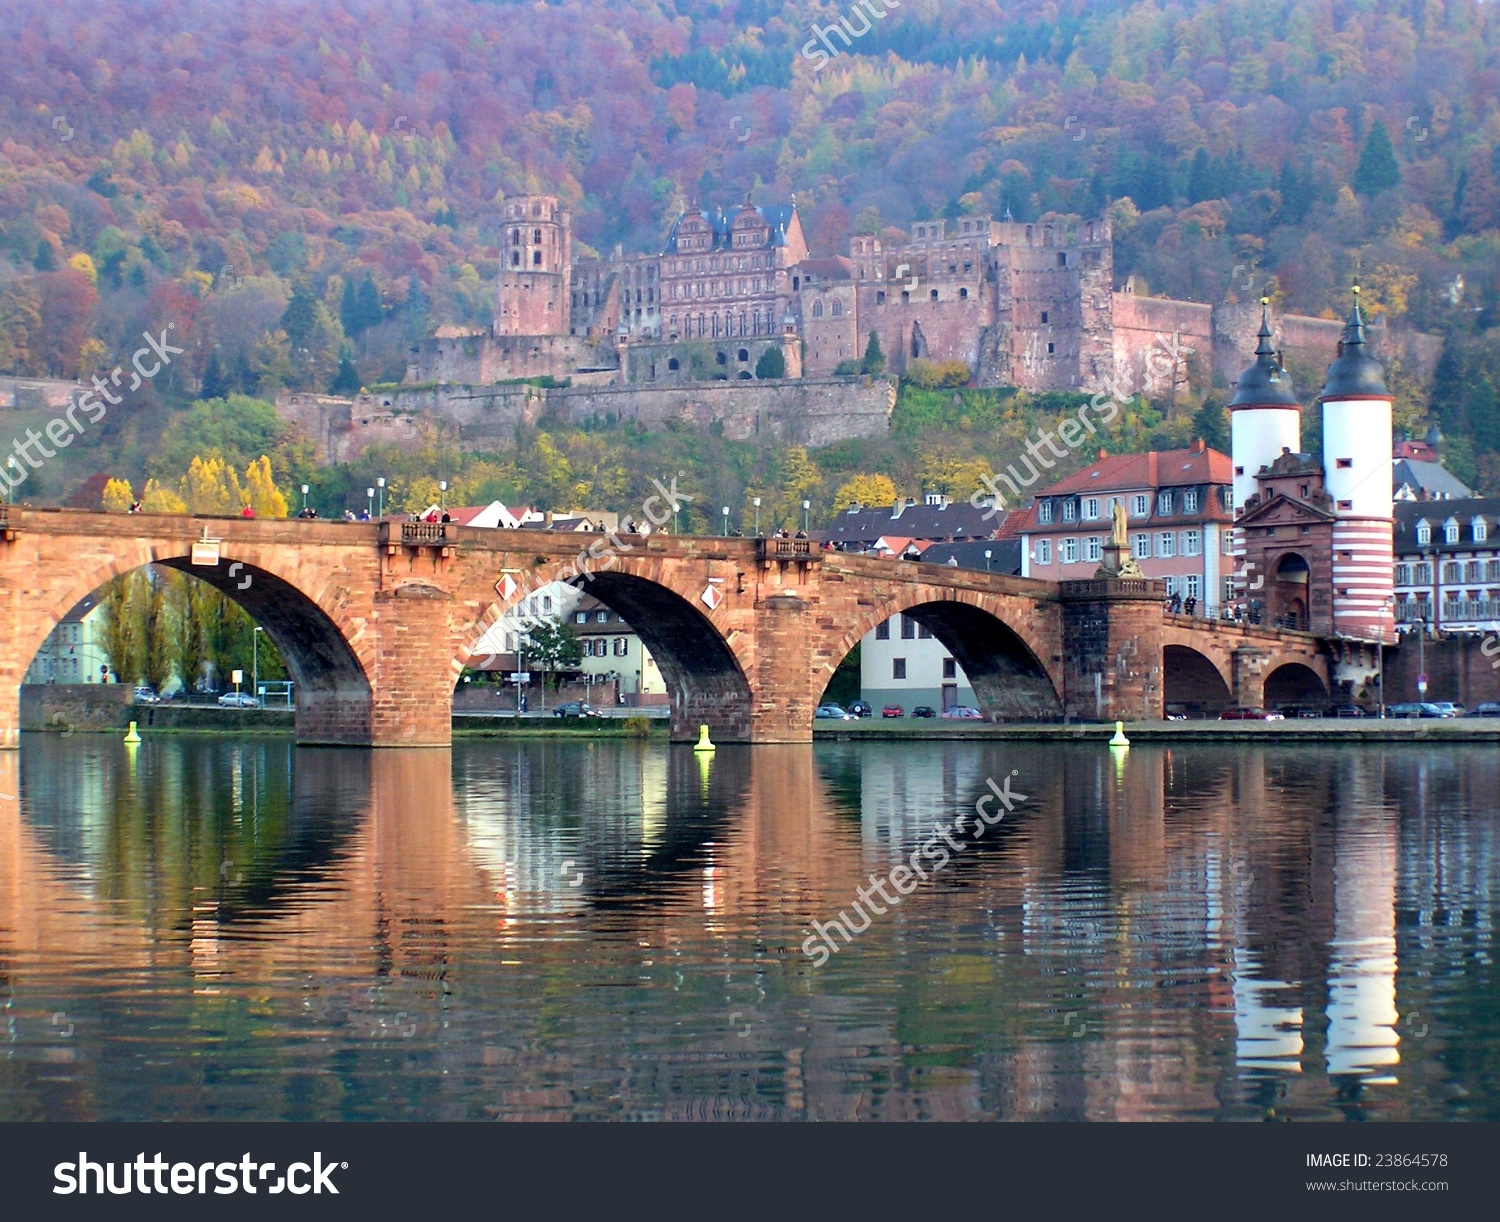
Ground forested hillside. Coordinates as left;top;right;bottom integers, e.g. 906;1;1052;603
2;0;1499;505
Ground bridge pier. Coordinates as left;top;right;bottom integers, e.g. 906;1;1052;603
1059;579;1166;722
1232;646;1271;709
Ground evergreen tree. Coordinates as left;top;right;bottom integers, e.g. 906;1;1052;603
199;349;232;400
279;281;319;347
330;354;362;394
1353;121;1400;195
355;275;383;333
861;329;886;375
1192;400;1230;454
34;240;56;271
1186;148;1213;203
755;347;785;379
340;276;360;336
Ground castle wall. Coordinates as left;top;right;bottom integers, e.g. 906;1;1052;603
279;376;896;461
406;333;614;384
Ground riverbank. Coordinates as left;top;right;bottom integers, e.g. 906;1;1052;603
812;718;1500;742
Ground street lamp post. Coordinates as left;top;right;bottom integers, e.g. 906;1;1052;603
984;548;992;572
752;496;761;537
1414;617;1427;699
439;480;448;512
366;487;375;518
377;477;386;519
252;626;263;707
721;506;729;537
802;499;811;534
300;484;309;514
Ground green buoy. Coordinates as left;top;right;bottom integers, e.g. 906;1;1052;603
693;724;716;752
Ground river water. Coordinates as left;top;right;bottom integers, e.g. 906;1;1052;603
1;735;1496;1122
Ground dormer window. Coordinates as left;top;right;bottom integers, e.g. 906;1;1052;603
1038;501;1054;525
1415;521;1431;546
1061;500;1077;523
1183;489;1199;514
1474;518;1488;543
1083;497;1100;520
1158;491;1173;515
1444;518;1460;544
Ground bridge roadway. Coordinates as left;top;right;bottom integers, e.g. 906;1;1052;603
0;507;1346;747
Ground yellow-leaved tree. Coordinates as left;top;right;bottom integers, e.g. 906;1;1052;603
142;479;187;513
243;456;288;517
832;473;898;510
102;478;134;512
179;456;245;515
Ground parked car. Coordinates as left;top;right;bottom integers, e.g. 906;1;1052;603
1431;702;1464;717
133;686;161;705
217;692;260;708
1278;704;1323;719
941;706;984;719
1468;702;1500;717
1219;707;1286;721
847;700;873;719
1389;702;1445;718
881;704;904;718
553;702;604;718
815;704;853;720
1327;705;1367;718
910;706;937;718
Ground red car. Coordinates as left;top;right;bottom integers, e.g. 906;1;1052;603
881;704;904;718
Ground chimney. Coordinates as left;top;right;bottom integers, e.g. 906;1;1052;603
1097;448;1107;460
1192;438;1205;453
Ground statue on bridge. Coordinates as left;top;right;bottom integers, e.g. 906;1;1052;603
1096;499;1144;579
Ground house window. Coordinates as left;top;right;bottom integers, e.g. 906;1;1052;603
901;616;915;639
1035;540;1052;565
1062;538;1078;563
1084;497;1100;520
1443;561;1463;583
1133;534;1151;559
1415;522;1431;546
596;610;609;623
575;612;588;624
1468;560;1484;582
1085;536;1102;562
1185;575;1201;600
613;637;629;657
1445;520;1460;543
1223;577;1235;602
1132;494;1148;517
1395;564;1412;585
1414;562;1433;584
942;658;956;679
1221;531;1235;554
1182;530;1201;557
876;621;890;640
893;658;907;680
1488;560;1500;582
1038;501;1054;524
917;622;934;639
1062;500;1077;522
1158;491;1173;515
1475;519;1489;542
1158;532;1176;557
1336;458;1353;469
1184;489;1199;514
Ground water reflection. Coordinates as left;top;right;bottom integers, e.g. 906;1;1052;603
0;737;1498;1121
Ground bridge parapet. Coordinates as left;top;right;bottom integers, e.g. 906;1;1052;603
1059;578;1167;599
756;537;816;562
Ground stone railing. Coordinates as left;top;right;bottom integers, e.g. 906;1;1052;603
1059;577;1166;599
758;537;814;561
400;521;451;547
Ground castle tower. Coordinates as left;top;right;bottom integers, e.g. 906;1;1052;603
1320;286;1395;642
497;194;571;336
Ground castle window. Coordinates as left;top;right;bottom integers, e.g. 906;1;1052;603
716;351;727;365
832;300;843;316
813;302;824;318
512;252;520;266
1046;342;1055;354
511;230;520;245
533;229;542;243
533;251;542;265
793;276;800;291
960;288;969;299
1057;252;1067;267
877;291;886;305
930;289;939;300
1445;519;1460;543
668;358;680;371
738;348;750;362
1041;311;1049;324
902;291;911;304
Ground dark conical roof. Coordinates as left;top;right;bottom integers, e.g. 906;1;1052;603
1227;302;1299;409
1320;286;1388;399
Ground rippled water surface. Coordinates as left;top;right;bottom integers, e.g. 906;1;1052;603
1;735;1497;1121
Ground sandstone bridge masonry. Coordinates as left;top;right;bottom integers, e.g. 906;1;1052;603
0;507;1331;747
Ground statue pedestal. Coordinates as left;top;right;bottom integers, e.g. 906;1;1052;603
1095;542;1143;580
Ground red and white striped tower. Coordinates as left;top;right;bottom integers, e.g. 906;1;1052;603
1320;287;1394;643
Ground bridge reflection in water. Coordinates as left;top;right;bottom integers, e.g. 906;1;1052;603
0;739;1496;1121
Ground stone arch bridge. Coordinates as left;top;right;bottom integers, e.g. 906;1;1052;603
0;507;1344;748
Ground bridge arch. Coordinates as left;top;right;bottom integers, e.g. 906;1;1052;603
1263;659;1328;709
825;589;1062;721
20;542;375;745
462;567;754;742
1162;643;1232;717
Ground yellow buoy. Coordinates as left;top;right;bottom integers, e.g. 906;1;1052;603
1108;720;1130;747
123;721;142;744
693;724;716;752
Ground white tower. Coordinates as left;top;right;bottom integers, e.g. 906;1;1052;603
1228;301;1301;595
1320;287;1394;642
